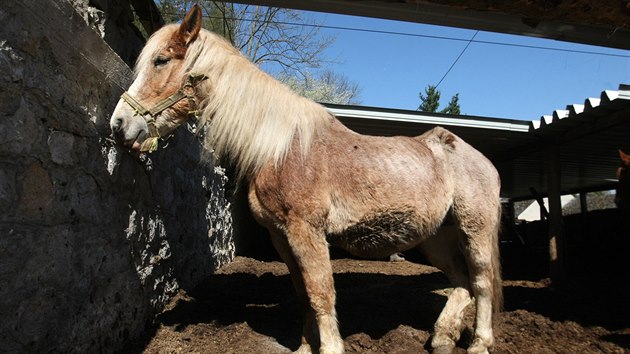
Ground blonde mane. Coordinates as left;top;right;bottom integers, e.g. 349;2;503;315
144;26;332;178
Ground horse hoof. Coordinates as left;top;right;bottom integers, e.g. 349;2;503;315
467;348;489;354
466;338;490;354
389;253;405;262
432;345;455;354
294;344;312;354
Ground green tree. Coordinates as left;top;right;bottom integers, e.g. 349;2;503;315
418;84;461;114
418;85;440;112
441;93;461;115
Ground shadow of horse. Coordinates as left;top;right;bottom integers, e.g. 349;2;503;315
147;270;452;351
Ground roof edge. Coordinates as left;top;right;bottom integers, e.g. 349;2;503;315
324;103;531;132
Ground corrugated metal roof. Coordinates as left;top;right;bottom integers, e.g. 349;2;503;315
529;84;630;134
327;84;630;200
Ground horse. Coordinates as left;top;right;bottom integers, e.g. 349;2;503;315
616;150;630;212
109;6;502;354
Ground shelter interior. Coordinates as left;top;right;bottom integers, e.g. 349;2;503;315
228;1;630;279
131;1;630;278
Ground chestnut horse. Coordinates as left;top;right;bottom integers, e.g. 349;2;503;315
110;6;502;354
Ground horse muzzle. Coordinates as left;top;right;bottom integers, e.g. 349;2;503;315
111;73;208;154
110;106;151;152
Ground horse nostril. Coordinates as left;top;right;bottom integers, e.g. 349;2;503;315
112;117;124;131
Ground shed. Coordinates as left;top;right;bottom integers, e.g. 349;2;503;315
329;84;630;200
327;84;630;280
235;0;630;279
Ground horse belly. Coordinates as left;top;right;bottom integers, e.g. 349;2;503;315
326;209;436;259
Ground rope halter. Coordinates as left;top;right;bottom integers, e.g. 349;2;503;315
120;73;207;153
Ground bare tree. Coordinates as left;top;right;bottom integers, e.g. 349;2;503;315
149;1;360;102
280;70;361;105
154;1;334;77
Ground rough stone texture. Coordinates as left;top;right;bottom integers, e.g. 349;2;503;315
0;0;234;353
72;0;145;66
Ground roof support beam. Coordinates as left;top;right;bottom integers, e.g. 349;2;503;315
232;0;630;50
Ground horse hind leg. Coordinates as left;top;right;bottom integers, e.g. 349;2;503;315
419;227;472;353
461;235;500;354
273;223;344;354
459;209;502;354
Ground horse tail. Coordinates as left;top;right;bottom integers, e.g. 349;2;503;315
492;203;504;313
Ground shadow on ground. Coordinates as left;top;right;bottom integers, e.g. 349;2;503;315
152;270;451;351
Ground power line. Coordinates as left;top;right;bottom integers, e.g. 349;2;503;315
276;20;630;58
149;10;630;59
436;30;478;88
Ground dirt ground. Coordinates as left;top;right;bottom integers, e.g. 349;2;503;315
122;256;630;354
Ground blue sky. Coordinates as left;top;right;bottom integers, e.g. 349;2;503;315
303;11;630;121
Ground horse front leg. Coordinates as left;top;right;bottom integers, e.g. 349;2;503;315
285;222;344;354
269;232;317;353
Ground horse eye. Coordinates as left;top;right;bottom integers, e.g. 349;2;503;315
154;56;170;67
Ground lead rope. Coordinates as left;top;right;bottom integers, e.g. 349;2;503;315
184;73;207;127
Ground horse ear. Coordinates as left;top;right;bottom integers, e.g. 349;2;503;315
178;4;202;46
620;149;630;165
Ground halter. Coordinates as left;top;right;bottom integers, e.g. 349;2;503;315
121;73;207;153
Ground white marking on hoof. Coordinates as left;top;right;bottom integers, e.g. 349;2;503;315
467;338;490;354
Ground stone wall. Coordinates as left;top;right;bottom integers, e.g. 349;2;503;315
0;0;234;352
72;0;146;66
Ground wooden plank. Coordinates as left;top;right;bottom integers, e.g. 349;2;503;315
546;145;566;281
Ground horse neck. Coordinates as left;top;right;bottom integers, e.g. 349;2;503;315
198;50;331;179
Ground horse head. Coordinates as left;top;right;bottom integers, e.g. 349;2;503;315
615;149;630;210
110;5;205;154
